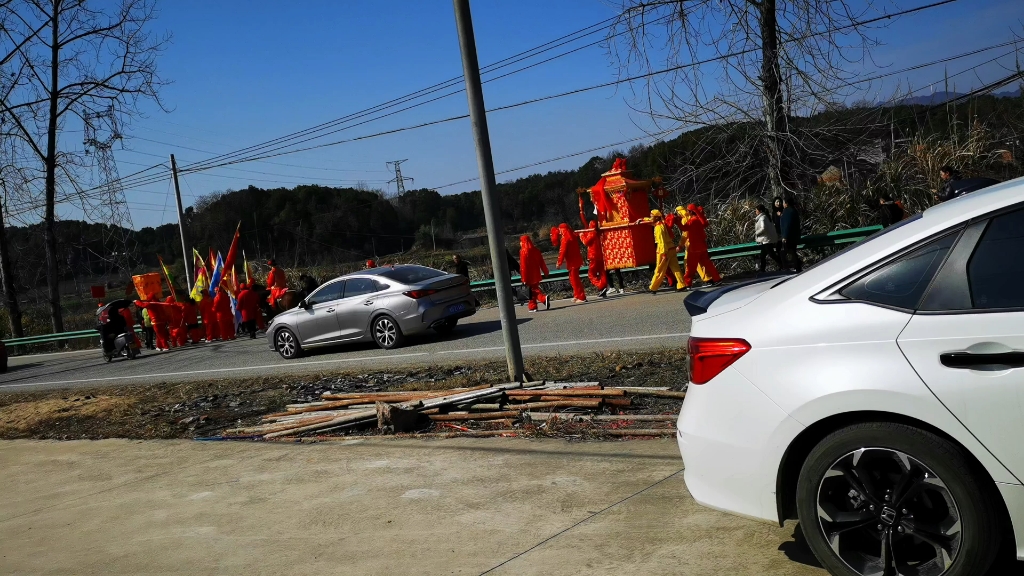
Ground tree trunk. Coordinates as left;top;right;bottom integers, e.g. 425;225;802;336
759;0;788;198
0;207;24;338
43;2;63;333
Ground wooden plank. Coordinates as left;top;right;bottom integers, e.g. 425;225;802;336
607;388;687;399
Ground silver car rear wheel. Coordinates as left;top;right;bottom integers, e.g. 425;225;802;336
373;315;404;350
275;328;301;359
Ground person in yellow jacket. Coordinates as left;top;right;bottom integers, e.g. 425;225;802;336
672;206;712;283
636;209;685;294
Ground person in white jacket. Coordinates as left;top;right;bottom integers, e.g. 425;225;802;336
754;204;781;273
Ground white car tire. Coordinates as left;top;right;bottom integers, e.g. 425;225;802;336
796;422;1002;576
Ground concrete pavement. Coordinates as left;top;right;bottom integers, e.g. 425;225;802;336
0;290;692;392
0;438;822;575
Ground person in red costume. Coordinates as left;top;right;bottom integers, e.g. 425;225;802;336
179;297;203;344
236;282;261;339
135;299;170;351
677;203;721;289
163;295;186;348
198;292;219;342
119;305;142;351
519;235;550;312
553;223;587;303
213;285;236;340
579;221;609;298
265;259;288;308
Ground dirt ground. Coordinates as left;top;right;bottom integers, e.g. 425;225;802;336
0;349;686;440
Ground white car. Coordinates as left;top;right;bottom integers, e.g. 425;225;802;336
678;180;1024;576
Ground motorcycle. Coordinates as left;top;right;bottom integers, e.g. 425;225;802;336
96;299;141;362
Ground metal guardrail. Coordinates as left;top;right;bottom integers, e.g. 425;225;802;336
1;225;882;347
469;224;883;291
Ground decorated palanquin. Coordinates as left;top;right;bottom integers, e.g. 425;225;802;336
576;158;658;269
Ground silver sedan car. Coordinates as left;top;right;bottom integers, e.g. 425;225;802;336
267;265;477;359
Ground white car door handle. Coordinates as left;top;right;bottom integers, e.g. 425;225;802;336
940;351;1024;369
363;300;374;306
326;308;336;313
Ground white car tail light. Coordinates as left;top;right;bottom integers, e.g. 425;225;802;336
688;337;751;384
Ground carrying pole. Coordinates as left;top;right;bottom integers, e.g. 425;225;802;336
452;0;525;381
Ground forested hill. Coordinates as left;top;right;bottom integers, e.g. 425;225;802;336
6;94;1023;287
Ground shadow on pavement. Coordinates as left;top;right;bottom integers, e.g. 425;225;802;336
778;524;822;569
783;522;1024;575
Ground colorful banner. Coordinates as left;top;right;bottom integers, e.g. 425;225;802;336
209;252;225;297
132;273;163;301
157;255;178;302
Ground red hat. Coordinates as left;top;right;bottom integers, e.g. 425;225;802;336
687;203;698;213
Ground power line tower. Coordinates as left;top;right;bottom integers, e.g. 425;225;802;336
386;159;414;195
83;107;139;277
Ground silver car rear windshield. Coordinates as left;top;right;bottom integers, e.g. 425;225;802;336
378;266;446;284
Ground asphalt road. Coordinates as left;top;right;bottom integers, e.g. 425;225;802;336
0;290;692;392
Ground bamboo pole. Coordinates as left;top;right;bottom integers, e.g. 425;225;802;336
506;388;624;397
600;429;676;436
606;388;687;399
429;411;520;421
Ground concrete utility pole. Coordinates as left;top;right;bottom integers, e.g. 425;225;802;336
386;159;414;195
169;154;192;290
452;0;525;382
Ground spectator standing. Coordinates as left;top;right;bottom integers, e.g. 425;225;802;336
780;196;803;272
140;307;155;350
298;274;319;299
878;193;905;227
933;165;962;203
771;196;784;264
754;204;781;273
452;254;470;278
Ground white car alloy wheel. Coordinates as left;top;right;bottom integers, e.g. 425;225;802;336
276;329;298;359
816;447;962;576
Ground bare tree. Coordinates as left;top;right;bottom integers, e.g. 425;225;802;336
609;0;889;202
0;0;168;332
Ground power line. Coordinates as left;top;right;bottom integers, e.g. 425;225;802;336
20;0;977;211
90;3;683;192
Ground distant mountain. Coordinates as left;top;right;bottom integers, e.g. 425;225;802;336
894;86;1022;106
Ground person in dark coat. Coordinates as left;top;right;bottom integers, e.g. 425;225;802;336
298;274;319;299
779;195;802;272
933;165;962;203
452;254;470;278
771;196;784;265
878;193;905;227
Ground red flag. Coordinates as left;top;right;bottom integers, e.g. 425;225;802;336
208;247;215;274
223;221;242;281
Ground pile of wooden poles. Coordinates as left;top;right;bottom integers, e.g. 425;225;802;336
223;381;685;440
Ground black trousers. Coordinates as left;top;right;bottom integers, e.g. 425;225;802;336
608;269;625;290
758;243;782;272
143;327;155;349
782;239;802;272
242;320;257;339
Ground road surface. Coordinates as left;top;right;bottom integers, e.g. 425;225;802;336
0;290;691;392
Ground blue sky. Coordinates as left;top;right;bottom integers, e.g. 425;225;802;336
73;0;1024;229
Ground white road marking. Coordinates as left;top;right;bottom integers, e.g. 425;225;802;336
0;333;692;389
0;353;430;388
436;333;690;354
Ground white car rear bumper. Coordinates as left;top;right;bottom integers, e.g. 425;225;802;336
677;366;805;523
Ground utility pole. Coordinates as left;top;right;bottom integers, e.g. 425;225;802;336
169;154;192;290
431;219;436;251
386;159;414;195
453;0;525;382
